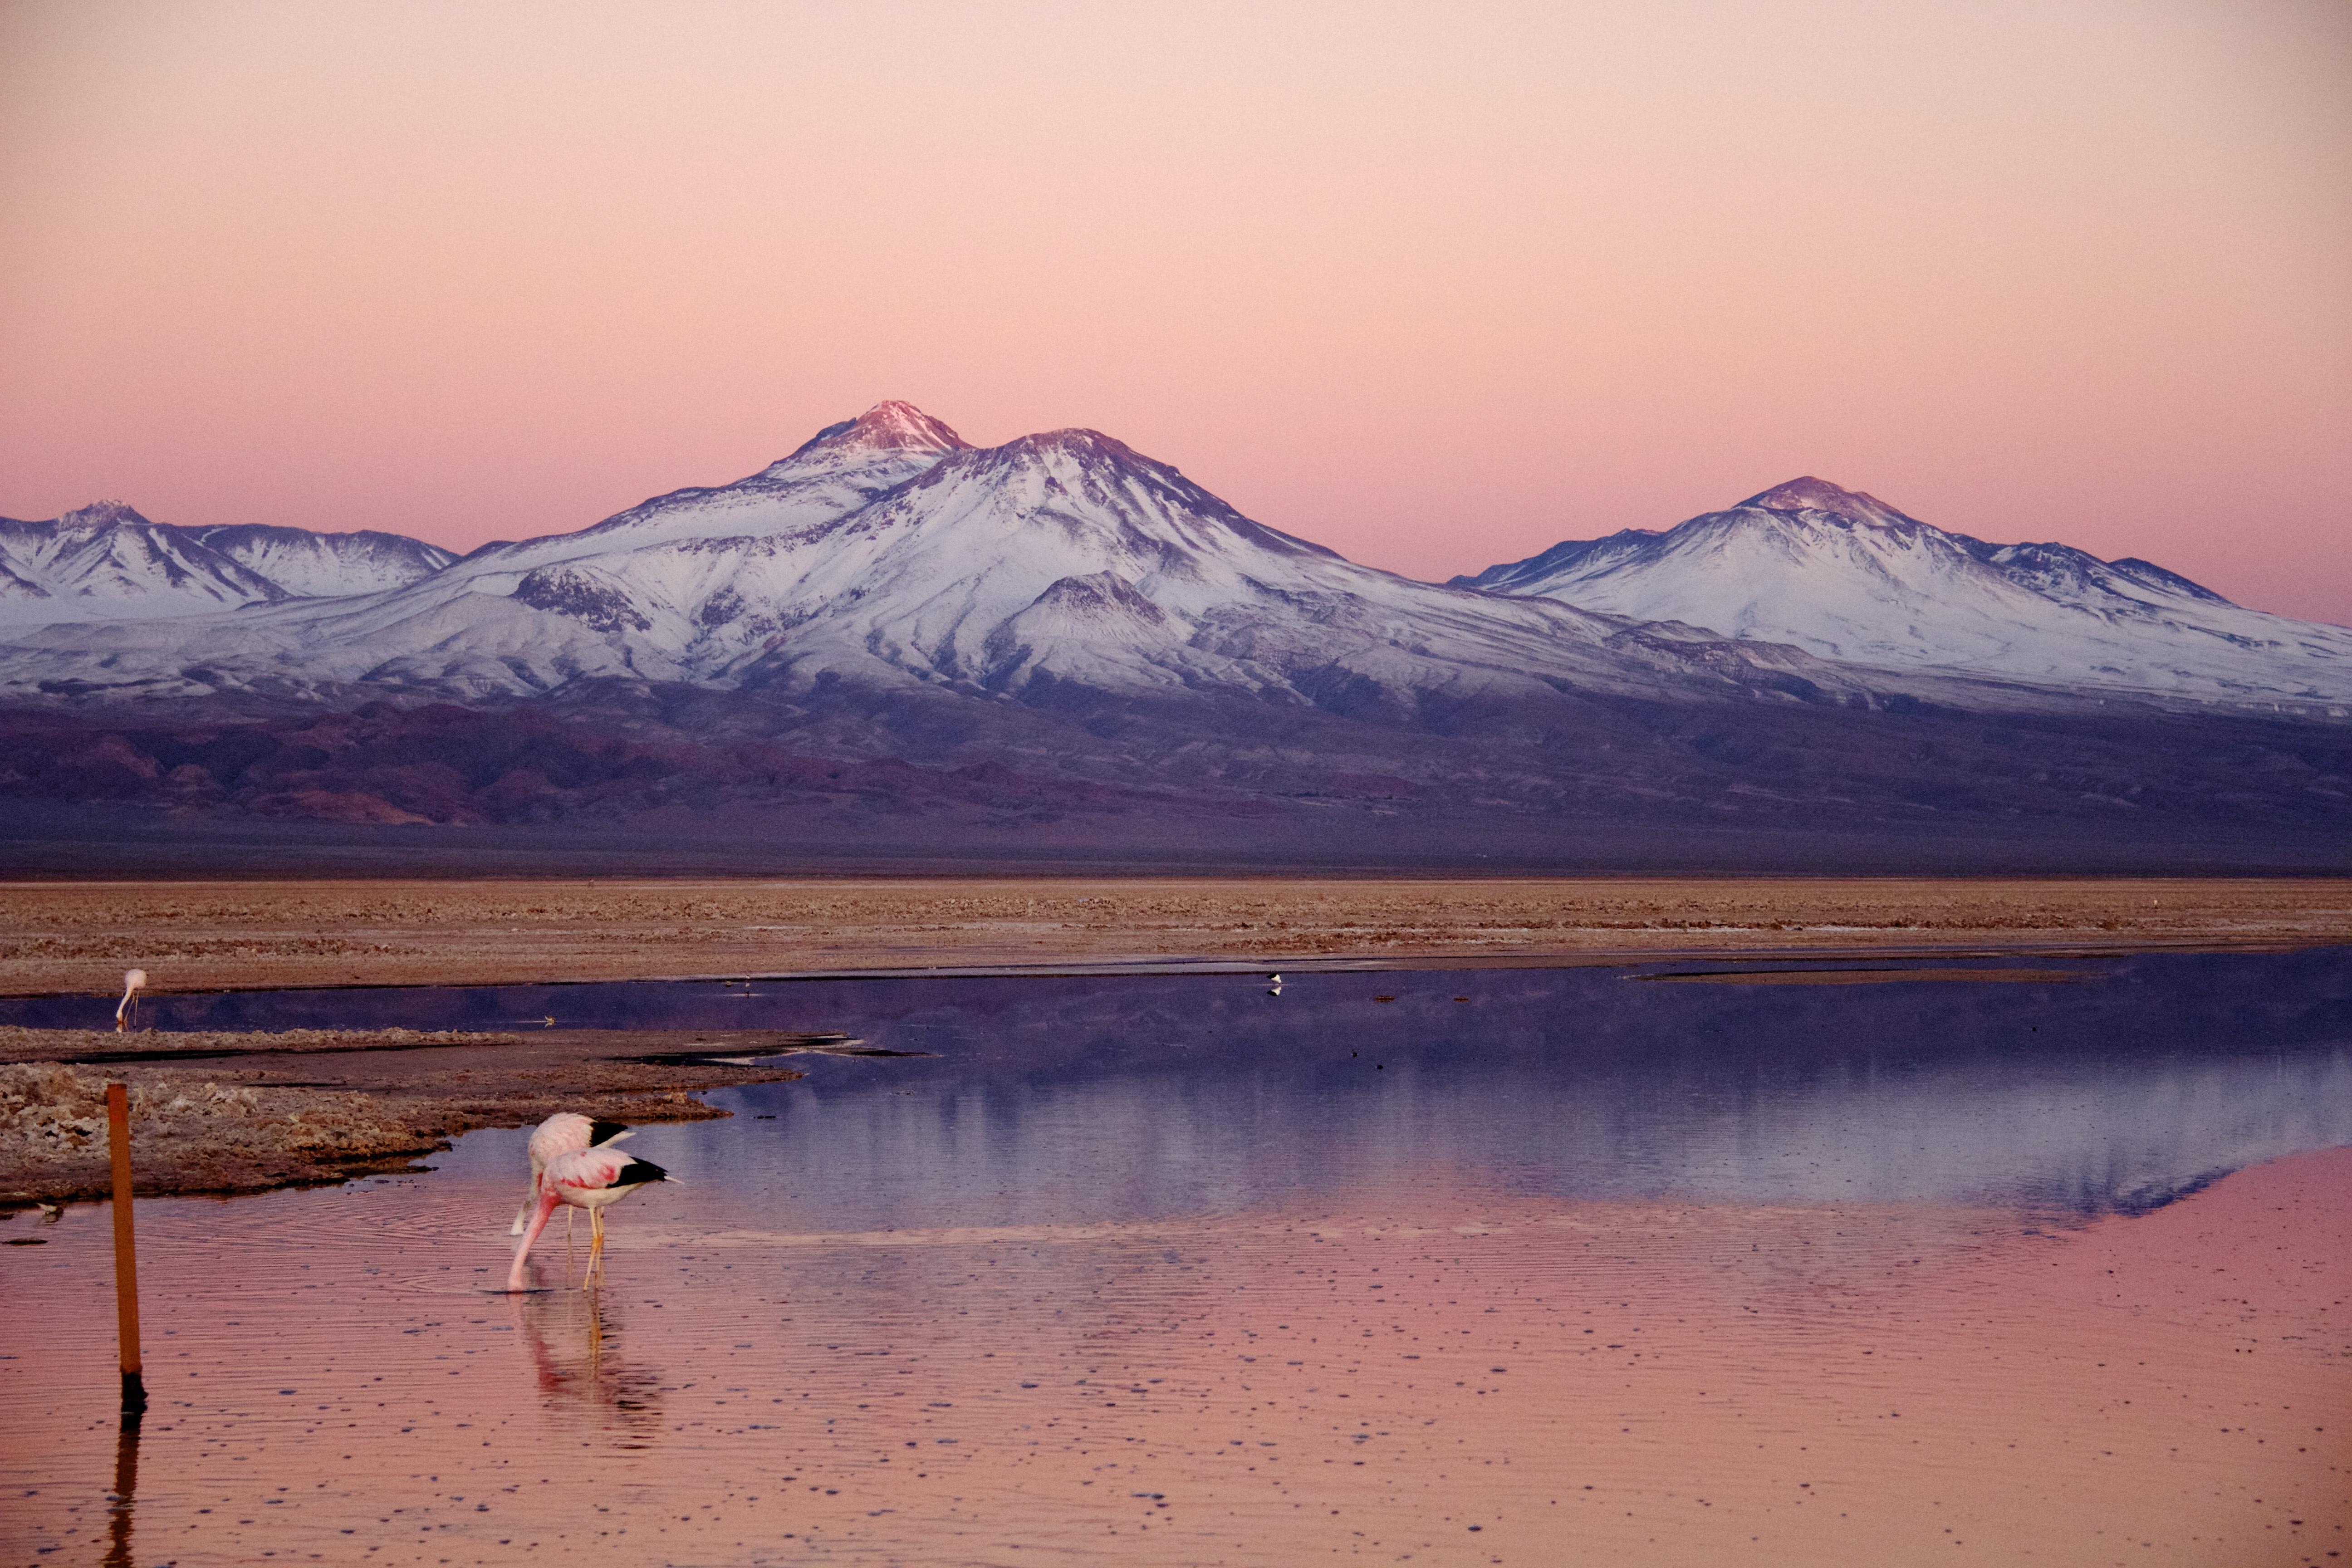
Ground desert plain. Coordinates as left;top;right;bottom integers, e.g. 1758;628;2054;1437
5;874;2350;998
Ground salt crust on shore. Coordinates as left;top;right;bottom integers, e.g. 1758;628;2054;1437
0;1026;806;1205
2;1058;429;1196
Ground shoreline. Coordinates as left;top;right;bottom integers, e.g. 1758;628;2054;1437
0;1026;829;1207
17;935;2330;1000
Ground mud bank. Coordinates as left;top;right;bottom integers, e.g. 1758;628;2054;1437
0;1025;820;1205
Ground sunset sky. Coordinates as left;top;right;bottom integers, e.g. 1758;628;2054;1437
4;0;2347;623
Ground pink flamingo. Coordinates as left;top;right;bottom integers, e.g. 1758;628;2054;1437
114;969;147;1032
507;1146;675;1291
511;1112;634;1235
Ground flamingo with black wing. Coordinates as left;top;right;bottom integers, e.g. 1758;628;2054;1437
506;1145;676;1291
511;1112;634;1235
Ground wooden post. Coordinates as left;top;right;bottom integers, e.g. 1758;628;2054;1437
105;1083;146;1417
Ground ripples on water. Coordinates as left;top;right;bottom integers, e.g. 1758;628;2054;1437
4;950;2348;1564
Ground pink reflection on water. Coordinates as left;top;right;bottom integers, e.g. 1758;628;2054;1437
4;1147;2347;1564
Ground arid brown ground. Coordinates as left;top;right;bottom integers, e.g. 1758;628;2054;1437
2;876;2347;998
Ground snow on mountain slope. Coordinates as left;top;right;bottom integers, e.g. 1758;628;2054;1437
0;503;289;625
475;398;969;564
1456;477;2352;713
0;502;454;626
0;406;1888;714
189;524;454;598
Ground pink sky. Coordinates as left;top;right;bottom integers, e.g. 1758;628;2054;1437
4;1;2348;623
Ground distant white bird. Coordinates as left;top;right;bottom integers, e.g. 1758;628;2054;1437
114;969;147;1032
506;1146;674;1291
1267;972;1283;996
510;1112;633;1235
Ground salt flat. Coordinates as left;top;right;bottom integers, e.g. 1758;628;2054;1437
4;876;2349;998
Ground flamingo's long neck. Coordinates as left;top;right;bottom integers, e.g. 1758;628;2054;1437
507;1187;564;1291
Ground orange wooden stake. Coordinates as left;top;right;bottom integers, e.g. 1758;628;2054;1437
105;1083;146;1416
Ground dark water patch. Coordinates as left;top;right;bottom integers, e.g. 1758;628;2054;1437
2099;1166;2237;1217
1636;965;2097;984
617;1042;935;1068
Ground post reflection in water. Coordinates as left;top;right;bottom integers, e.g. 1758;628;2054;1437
101;1411;137;1568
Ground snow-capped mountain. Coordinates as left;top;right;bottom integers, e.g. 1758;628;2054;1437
0;406;1890;713
0;502;454;627
1456;477;2352;713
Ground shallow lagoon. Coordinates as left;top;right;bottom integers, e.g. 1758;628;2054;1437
5;950;2350;1564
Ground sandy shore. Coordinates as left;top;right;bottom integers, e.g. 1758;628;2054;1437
0;1025;835;1205
4;875;2348;998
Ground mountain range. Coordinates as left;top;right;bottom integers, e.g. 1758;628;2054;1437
1;404;2344;867
0;406;1911;713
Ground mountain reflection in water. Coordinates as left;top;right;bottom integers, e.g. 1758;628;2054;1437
39;945;2348;1223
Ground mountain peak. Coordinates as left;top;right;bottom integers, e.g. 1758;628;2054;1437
791;401;970;460
57;500;155;531
999;428;1137;462
1737;477;1906;526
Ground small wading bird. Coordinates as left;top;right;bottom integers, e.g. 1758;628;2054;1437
115;969;147;1032
512;1112;634;1235
507;1146;674;1291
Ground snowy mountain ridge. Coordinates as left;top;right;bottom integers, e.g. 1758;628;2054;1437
0;501;455;627
0;406;1893;716
3;417;2344;720
1457;477;2352;710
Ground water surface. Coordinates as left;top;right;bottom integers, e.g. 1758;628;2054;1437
5;949;2349;1564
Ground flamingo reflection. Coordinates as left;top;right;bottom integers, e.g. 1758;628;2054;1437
509;1284;666;1445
